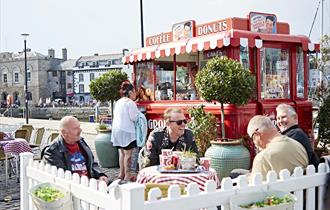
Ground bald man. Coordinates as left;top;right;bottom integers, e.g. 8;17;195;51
248;115;308;180
42;116;108;184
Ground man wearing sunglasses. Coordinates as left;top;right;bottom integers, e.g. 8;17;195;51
247;115;308;181
140;107;198;168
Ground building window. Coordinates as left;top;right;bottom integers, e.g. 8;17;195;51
14;73;19;82
260;47;290;99
79;74;84;82
27;72;31;82
67;71;72;76
52;71;57;77
79;84;84;93
90;73;95;81
3;74;7;83
67;83;72;89
60;84;66;90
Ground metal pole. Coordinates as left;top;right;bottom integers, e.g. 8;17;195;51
140;0;144;47
321;0;324;38
22;34;29;124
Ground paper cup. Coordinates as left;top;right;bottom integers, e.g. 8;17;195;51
161;149;172;156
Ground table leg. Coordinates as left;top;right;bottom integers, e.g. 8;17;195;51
15;155;19;182
5;153;8;187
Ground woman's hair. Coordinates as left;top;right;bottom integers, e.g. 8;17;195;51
120;80;134;97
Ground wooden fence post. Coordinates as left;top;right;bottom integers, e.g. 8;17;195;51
20;152;34;210
121;183;145;210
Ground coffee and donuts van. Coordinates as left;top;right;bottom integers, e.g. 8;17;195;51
122;12;319;139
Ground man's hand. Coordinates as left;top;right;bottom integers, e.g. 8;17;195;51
146;140;152;150
98;175;109;185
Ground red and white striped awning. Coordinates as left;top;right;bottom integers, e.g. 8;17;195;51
122;29;320;64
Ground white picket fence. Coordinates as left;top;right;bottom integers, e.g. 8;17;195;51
20;152;330;210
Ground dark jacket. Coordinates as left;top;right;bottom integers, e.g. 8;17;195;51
282;125;319;167
141;127;198;168
42;135;106;179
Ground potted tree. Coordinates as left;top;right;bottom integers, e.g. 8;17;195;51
188;105;217;157
194;56;255;179
89;70;128;168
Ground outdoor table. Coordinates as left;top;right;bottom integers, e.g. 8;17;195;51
137;165;220;191
0;138;32;187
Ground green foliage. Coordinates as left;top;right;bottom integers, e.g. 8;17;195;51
89;69;128;103
317;94;330;150
33;186;64;202
181;149;197;158
195;56;255;138
195;56;255;105
188;105;217;156
98;124;108;130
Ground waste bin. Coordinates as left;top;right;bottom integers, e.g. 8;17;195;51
89;115;95;122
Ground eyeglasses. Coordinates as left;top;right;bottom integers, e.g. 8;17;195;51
251;128;259;140
169;119;188;125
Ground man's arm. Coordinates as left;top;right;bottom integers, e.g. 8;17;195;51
42;146;67;170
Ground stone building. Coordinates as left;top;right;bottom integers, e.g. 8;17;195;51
1;48;131;106
73;50;131;103
0;49;65;107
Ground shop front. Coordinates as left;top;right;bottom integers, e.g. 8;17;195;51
122;12;319;139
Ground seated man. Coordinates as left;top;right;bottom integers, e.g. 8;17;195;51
276;104;319;167
140;107;198;168
248;115;308;180
42;116;109;184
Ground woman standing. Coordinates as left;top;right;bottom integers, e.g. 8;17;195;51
111;81;140;182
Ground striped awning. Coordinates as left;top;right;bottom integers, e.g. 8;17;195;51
122;29;320;64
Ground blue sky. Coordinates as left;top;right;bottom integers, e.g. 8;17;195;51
0;0;329;59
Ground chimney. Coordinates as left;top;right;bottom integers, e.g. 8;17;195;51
62;48;67;61
48;49;55;58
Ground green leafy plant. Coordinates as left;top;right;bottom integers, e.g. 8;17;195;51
316;94;330;152
181;149;197;158
97;124;108;130
188;105;217;156
33;186;64;202
89;69;128;117
195;56;255;138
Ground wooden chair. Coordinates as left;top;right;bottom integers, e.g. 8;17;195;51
144;183;186;200
30;127;45;148
21;124;34;142
47;132;59;143
0;149;16;183
0;131;5;140
15;129;30;141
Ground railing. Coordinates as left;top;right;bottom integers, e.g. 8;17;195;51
20;152;330;210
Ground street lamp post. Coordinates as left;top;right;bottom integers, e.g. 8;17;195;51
139;0;144;47
21;33;29;124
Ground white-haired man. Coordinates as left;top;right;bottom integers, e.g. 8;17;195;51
276;104;318;167
43;116;109;184
248;115;308;180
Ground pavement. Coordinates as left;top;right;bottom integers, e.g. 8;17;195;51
0;116;120;209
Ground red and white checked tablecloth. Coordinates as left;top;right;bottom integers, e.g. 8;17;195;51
0;138;32;155
137;166;220;191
